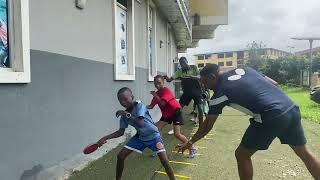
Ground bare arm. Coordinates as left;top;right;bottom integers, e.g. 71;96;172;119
97;128;125;145
190;114;218;143
178;114;218;153
147;105;154;109
152;93;166;107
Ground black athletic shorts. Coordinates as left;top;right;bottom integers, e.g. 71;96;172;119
179;93;203;107
160;110;184;125
240;105;307;150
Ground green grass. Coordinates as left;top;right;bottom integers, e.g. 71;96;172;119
282;86;320;123
68;107;320;180
67;87;320;180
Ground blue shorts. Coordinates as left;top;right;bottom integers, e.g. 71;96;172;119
125;135;166;154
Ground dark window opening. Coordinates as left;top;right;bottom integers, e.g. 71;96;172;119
226;61;232;66
218;62;224;66
218;53;224;58
225;52;233;58
198;63;204;68
117;0;127;8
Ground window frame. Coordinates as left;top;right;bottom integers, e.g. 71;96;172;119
226;61;233;66
218;62;224;66
147;0;157;81
113;0;136;81
218;53;224;59
198;55;204;60
225;52;233;58
0;0;30;83
166;23;172;76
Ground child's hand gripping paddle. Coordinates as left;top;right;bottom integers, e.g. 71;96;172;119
83;111;131;155
83;139;107;155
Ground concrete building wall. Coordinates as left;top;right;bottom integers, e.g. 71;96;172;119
195;52;238;69
0;0;178;179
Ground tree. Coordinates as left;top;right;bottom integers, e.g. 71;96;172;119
244;41;267;70
243;41;311;85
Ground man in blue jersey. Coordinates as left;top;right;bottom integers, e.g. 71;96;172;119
178;64;320;179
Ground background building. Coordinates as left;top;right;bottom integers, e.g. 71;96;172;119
195;48;290;69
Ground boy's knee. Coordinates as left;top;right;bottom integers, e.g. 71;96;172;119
235;146;254;161
173;131;180;138
291;145;310;159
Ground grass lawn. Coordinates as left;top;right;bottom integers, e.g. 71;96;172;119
68;107;320;180
282;86;320;123
68;87;320;180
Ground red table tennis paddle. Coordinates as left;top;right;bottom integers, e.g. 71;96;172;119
83;143;101;155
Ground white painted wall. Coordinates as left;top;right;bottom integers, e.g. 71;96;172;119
29;0;177;70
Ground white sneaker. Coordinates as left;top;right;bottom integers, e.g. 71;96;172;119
190;117;195;121
168;129;174;135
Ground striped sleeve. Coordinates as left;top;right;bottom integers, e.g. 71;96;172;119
208;94;229;115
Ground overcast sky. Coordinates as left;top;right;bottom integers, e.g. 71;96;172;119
187;0;320;55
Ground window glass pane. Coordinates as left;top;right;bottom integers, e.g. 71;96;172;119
218;62;224;66
226;61;232;66
116;4;128;74
204;55;211;59
117;0;127;8
198;56;204;60
218;53;224;58
198;63;204;68
148;6;156;77
0;0;9;68
225;52;233;58
237;51;244;59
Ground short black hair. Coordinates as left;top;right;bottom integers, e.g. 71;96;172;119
200;64;220;77
154;75;164;81
117;87;132;97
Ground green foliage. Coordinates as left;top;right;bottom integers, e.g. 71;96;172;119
282;86;320;123
244;41;320;85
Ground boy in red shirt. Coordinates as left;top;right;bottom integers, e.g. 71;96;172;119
148;75;198;158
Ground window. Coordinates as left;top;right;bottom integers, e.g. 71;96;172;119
225;52;233;58
204;54;211;59
0;0;30;83
147;0;157;81
114;0;135;80
237;51;244;59
198;63;204;68
166;23;172;76
218;53;224;58
226;61;232;66
117;0;127;7
218;62;224;66
198;55;204;60
0;0;8;68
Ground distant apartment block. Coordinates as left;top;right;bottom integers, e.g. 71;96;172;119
195;48;291;69
296;46;320;57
